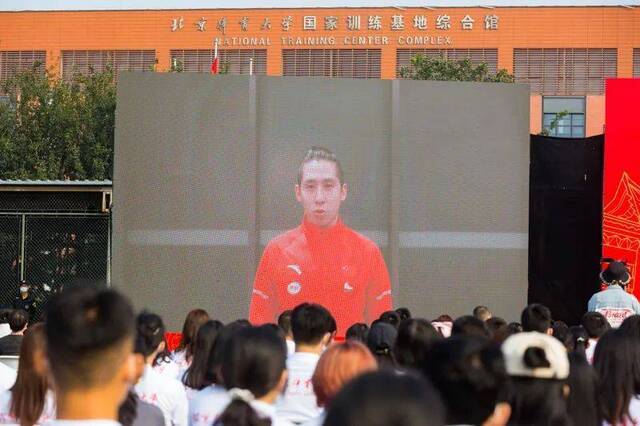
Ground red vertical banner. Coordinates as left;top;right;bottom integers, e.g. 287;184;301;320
603;79;640;298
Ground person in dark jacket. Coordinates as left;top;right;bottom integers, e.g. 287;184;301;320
0;310;28;355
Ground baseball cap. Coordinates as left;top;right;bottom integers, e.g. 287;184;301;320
501;332;569;380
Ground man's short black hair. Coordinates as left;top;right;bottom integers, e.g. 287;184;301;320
379;310;401;329
277;310;292;336
520;303;552;333
297;146;344;185
452;315;490;338
395;307;412;322
291;303;334;345
8;310;28;332
582;311;611;338
473;306;492;321
44;286;135;390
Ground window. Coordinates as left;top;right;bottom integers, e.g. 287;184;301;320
514;48;617;95
0;51;46;87
396;48;498;77
634;49;640;78
61;50;156;81
282;49;381;78
542;97;585;138
170;49;267;75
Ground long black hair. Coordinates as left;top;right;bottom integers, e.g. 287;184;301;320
182;320;223;389
566;352;598;426
569;325;589;358
206;320;251;386
136;311;166;359
594;328;640;424
213;326;287;426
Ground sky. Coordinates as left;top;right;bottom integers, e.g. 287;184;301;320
2;0;637;11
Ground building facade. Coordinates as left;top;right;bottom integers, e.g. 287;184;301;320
1;6;638;136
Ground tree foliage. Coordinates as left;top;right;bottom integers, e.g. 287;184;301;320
0;65;116;180
399;55;515;83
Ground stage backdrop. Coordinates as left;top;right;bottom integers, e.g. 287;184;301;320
603;79;640;298
113;74;530;330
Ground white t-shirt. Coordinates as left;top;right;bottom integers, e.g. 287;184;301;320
0;388;56;424
172;351;191;380
189;387;294;426
602;395;640;425
300;411;325;426
286;340;295;357
585;338;598;364
0;364;16;392
276;352;321;424
135;365;188;426
0;325;11;340
188;385;229;426
153;358;181;381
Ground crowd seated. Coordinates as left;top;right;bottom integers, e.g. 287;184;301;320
2;274;640;425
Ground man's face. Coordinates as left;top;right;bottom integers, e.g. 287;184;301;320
296;160;347;228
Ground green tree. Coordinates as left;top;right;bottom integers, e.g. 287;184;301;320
0;64;116;180
399;55;515;83
539;110;569;136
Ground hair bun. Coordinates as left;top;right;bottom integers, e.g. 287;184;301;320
523;346;550;369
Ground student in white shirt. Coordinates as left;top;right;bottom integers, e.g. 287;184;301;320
181;320;222;399
0;323;55;425
582;311;611;364
171;309;210;379
277;310;295;356
0;310;12;340
134;312;189;426
302;341;378;426
213;326;292;426
276;303;335;424
43;286;138;426
189;321;250;426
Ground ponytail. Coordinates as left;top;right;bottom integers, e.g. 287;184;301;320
213;389;270;426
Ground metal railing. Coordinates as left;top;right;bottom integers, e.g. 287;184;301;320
0;212;110;321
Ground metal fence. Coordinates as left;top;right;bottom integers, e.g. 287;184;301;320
0;212;110;321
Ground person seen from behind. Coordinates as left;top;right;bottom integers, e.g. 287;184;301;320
134;311;188;426
501;331;571;425
594;328;640;425
323;371;445;426
0;323;55;425
588;260;640;327
0;310;28;356
520;304;553;334
213;325;292;426
43;285;137;425
423;335;511;426
581;311;611;364
276;303;334;424
302;340;377;426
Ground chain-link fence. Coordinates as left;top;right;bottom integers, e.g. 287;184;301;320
0;213;110;321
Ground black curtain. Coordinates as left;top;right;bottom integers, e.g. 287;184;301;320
528;134;604;325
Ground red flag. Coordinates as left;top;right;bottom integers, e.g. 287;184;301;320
211;40;219;74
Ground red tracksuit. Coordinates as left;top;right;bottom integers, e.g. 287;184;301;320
248;218;393;334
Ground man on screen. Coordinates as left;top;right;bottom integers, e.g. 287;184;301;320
249;147;393;334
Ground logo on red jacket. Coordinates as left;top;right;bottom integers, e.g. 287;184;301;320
287;281;302;295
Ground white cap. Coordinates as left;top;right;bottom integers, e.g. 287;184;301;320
501;332;569;380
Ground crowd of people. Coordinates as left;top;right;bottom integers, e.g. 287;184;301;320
0;279;638;426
